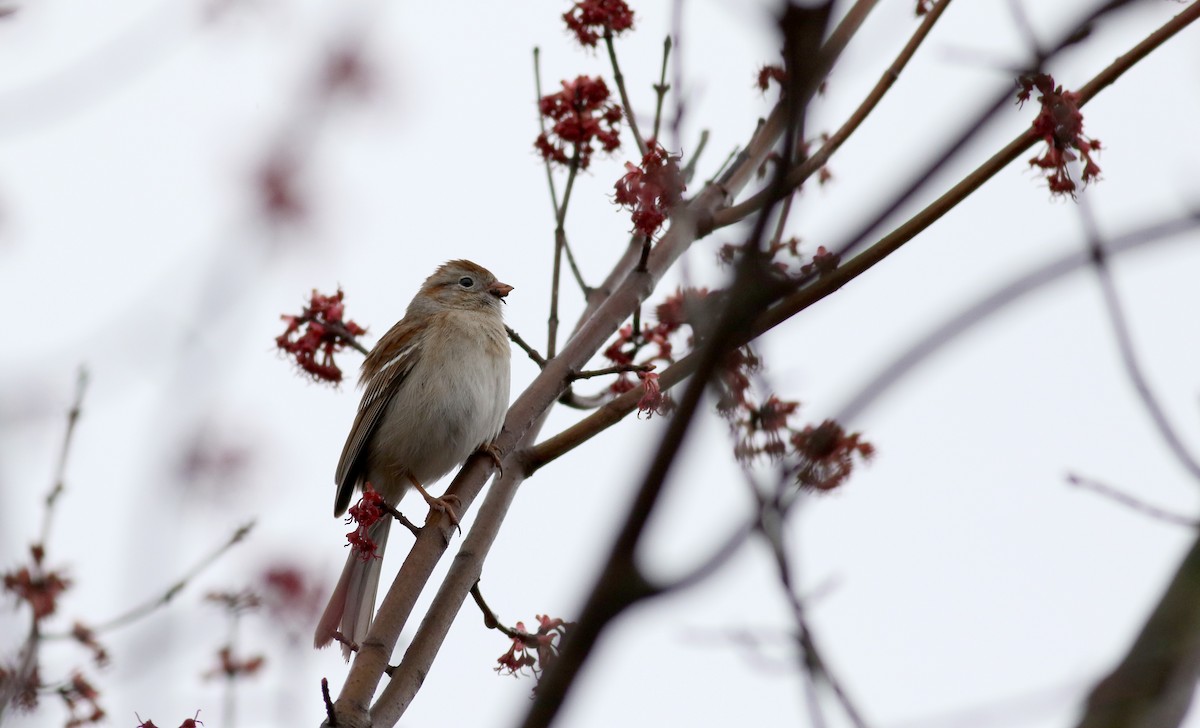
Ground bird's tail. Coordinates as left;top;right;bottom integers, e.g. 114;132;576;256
313;516;392;660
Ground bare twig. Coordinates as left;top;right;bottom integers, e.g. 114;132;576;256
605;29;647;156
651;36;672;143
64;521;256;636
38;367;89;550
713;0;949;228
1076;181;1200;484
570;363;654;381
1067;473;1198;528
507;326;547;368
321;678;337;727
325;321;370;356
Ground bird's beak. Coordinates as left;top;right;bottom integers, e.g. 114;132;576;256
489;282;514;301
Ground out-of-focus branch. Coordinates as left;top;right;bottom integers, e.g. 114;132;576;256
714;0;949;228
1067;473;1198;529
38;367;88;550
528;212;1200;473
1076;178;1200;484
1075;530;1200;728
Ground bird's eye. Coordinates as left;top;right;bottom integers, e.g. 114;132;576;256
459;276;474;288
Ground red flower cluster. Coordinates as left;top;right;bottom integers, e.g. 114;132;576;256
71;623;109;668
635;371;672;418
59;672;104;727
205;646;265;680
494;614;572;680
756;64;786;92
715;345;762;416
1018;73;1102;197
714;343;873;491
614;142;685;238
3;560;70;621
535;76;623;169
791;419;875;491
256;149;306;224
562;0;634;47
345;484;385;561
800;245;840;278
276;288;367;384
602;288;714;407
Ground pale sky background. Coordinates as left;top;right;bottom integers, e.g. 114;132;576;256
2;1;1200;727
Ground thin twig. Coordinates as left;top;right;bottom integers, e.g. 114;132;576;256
38;367;89;550
1067;473;1198;528
378;501;421;538
714;0;949;229
507;326;547;368
681;129;709;184
325;321;370;356
1076;179;1200;484
605;29;647;156
534;47;591;301
760;503;870;728
651;36;672;143
67;521;256;636
321;678;338;727
570;363;654;381
548;149;582;360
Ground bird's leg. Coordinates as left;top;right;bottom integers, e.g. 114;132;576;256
407;473;461;530
476;442;504;476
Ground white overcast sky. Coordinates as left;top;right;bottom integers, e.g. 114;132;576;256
3;1;1200;727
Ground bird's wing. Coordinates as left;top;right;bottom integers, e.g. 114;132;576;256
333;319;422;516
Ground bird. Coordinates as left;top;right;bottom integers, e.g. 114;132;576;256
313;259;512;658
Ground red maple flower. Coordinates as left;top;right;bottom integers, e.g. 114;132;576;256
614;142;685;237
60;672;105;728
756;64;786;92
636;371;672;419
345;485;385;561
276;288;367;384
563;0;634;47
1018;73;1102;198
3;561;71;621
535;76;623;169
790;419;875;491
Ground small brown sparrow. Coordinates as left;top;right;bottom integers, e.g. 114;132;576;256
314;259;512;657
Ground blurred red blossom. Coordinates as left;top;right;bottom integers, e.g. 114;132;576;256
614;142;685;238
3;558;71;621
563;0;634;47
790;419;875;491
70;623;109;668
495;614;572;681
59;672;104;727
256;149;307;224
205;646;265;681
321;45;373;98
276;288;367;385
756;64;786;92
800;245;840;278
535;76;623;169
1018;73;1102;197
